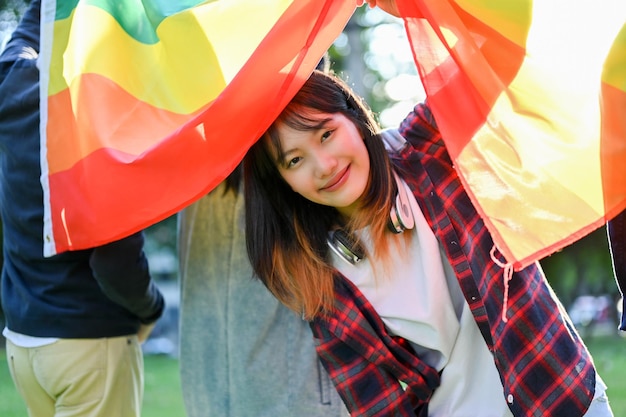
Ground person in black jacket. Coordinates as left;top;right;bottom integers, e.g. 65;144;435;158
0;2;164;416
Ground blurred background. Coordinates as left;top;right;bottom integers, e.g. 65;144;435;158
0;1;623;415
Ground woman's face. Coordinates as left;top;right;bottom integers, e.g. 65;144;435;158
272;112;370;218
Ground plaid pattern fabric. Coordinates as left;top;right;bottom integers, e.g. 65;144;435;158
310;103;596;416
313;278;440;416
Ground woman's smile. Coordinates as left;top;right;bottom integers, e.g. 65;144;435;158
321;165;350;192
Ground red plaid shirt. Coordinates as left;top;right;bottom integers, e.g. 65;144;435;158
310;103;596;416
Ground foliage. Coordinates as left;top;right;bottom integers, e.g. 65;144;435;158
0;0;28;48
330;8;422;128
585;335;626;414
541;227;617;309
0;0;27;14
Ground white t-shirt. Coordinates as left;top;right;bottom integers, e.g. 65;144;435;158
330;180;513;417
3;327;58;348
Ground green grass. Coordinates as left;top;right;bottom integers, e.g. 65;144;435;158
584;335;626;414
0;336;625;416
142;355;186;417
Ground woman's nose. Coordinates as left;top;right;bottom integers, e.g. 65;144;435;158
314;150;337;177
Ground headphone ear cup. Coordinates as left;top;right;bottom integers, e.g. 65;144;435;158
388;184;415;233
396;191;414;230
327;229;365;265
388;194;405;234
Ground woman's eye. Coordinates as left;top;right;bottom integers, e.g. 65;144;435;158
287;156;302;168
321;130;333;142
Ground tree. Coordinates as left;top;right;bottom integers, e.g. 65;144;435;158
0;0;28;50
541;227;617;313
330;7;425;129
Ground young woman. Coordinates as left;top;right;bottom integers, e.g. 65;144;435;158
243;70;614;416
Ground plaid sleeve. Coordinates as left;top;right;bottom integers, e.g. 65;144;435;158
398;102;440;147
312;324;422;417
310;279;440;417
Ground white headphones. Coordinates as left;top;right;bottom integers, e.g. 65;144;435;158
328;173;415;265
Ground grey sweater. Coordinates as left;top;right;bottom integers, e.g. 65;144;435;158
177;182;347;417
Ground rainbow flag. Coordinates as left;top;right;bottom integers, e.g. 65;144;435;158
39;0;355;256
41;0;626;269
396;0;626;269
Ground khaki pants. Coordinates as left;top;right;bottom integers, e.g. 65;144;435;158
6;336;143;417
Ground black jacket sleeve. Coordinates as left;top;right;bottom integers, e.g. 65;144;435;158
90;231;165;324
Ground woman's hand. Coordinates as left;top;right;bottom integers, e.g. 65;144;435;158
356;0;401;18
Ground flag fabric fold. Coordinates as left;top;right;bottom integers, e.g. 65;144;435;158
39;0;355;256
41;0;626;270
396;0;626;269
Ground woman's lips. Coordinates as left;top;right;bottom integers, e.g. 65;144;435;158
321;166;349;191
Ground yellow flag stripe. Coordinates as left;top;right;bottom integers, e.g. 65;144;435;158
49;1;291;113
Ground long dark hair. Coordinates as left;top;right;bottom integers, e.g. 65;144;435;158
243;70;398;318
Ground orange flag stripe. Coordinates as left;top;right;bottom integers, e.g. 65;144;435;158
46;74;209;174
601;82;626;215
